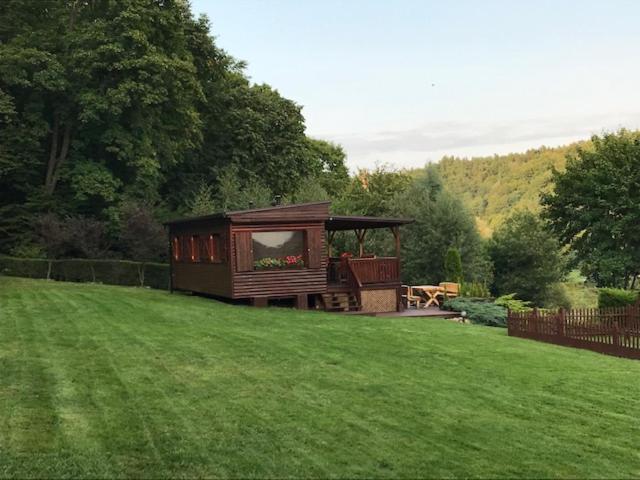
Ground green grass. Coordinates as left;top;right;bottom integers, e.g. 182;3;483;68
1;277;639;478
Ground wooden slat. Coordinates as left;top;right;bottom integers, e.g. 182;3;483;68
234;231;253;272
507;305;640;360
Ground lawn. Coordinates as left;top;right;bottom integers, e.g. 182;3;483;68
1;277;639;478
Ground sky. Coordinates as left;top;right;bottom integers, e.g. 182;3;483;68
190;0;640;170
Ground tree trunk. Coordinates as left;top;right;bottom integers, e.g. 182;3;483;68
44;119;72;195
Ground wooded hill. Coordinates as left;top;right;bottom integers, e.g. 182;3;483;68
431;141;585;236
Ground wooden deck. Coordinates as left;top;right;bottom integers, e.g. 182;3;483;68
340;307;459;318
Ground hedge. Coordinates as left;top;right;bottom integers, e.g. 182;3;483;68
0;256;170;290
598;288;639;309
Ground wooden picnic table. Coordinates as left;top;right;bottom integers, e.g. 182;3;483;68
413;285;445;307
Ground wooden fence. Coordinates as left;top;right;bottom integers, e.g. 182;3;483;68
508;304;640;360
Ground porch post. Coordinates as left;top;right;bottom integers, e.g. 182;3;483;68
354;229;367;257
390;226;400;258
327;230;336;257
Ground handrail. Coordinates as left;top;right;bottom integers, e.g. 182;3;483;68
347;257;400;284
346;261;363;288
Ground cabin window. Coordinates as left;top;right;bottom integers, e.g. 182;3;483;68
172;236;181;261
252;231;305;270
190;235;200;262
179;236;190;263
202;234;221;263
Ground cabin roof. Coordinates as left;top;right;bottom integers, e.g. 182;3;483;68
325;215;413;231
163;201;331;226
164;201;413;229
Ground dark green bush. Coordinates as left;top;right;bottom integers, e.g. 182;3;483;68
494;293;532;313
598;288;639;309
0;257;52;278
0;256;169;290
89;260;140;286
144;262;171;290
443;297;507;327
461;281;491;298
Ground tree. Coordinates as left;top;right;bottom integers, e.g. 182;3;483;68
118;202;166;263
444;247;463;283
542;130;640;288
303;138;350;197
488;211;566;305
391;172;493;286
188;183;216;216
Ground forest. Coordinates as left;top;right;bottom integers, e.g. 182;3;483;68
434;142;583;237
2;0;639;307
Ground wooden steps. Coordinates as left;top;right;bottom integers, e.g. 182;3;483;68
321;292;361;312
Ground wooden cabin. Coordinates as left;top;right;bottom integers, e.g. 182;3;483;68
164;202;412;313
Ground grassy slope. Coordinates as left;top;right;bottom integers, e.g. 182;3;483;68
1;277;639;478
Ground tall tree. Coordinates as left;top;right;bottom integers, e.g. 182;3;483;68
488;211;566;305
542;130;640;288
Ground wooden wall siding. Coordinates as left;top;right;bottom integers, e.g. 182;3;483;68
508;305;640;360
230;223;327;298
172;263;232;297
234;231;253;272
169;222;231;295
305;228;323;269
229;202;330;224
234;269;327;298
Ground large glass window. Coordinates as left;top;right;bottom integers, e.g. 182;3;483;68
252;231;305;270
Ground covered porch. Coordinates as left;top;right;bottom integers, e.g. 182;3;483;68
322;215;412;313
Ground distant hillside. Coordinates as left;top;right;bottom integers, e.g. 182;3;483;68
432;141;587;237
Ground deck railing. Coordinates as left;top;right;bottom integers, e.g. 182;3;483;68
328;257;400;286
508;305;640;360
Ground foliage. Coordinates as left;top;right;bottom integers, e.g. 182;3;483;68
461;281;491;298
188;182;216;216
0;0;349;254
8;243;45;259
334;166;412;217
0;256;168;289
557;271;599;309
598;288;639;309
35;213;110;259
488;211;566;305
393;171;493;285
3;276;640;479
542;130;640;289
443;297;507;327
494;293;532;313
443;247;463;283
118;202;166;263
543;283;573;310
433;142;583;236
253;255;304;270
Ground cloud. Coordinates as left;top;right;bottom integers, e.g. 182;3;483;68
314;111;640;170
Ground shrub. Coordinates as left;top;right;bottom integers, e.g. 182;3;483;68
443;297;507;327
543;283;573;309
0;257;52;279
444;247;463;283
0;256;169;289
488;211;566;304
598;288;639;309
461;281;491;298
494;293;532;312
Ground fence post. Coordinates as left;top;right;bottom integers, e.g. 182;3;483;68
532;307;539;334
612;321;620;348
557;308;565;337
